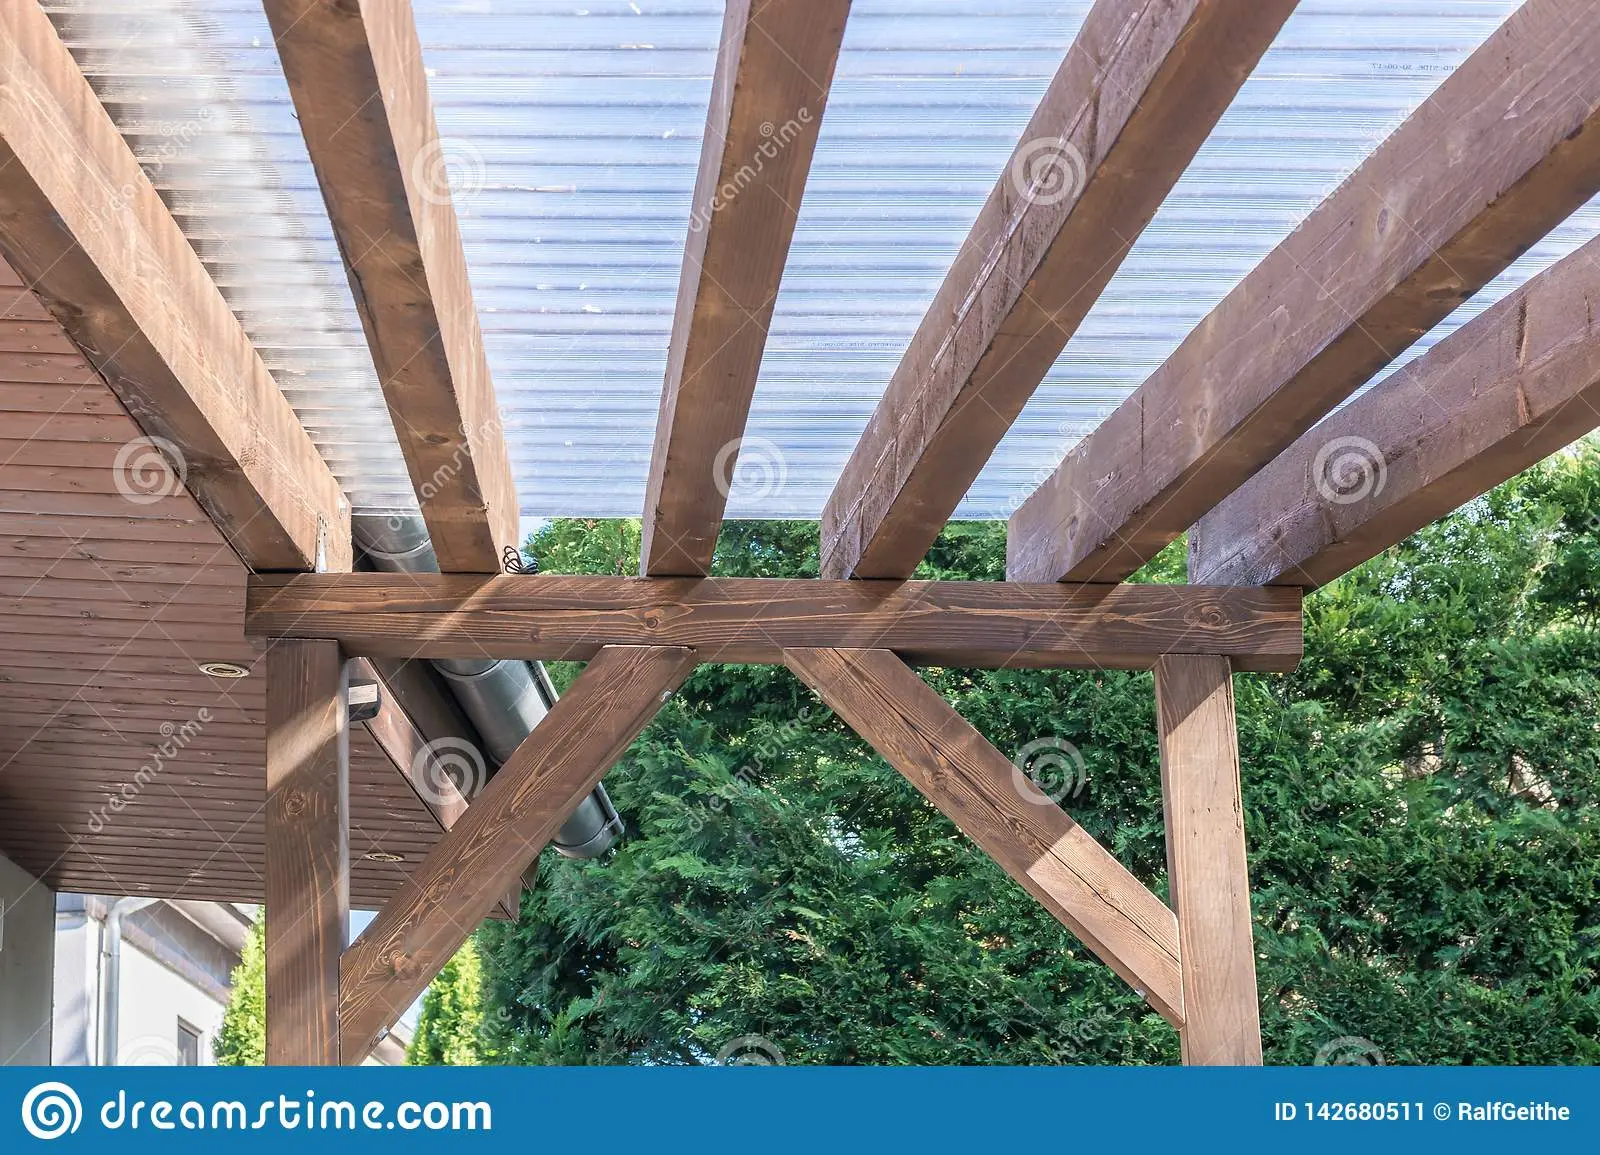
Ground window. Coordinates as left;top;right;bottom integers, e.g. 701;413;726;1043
175;1020;200;1067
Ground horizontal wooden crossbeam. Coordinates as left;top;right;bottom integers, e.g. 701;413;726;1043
1190;231;1600;588
245;574;1304;671
1008;0;1600;584
785;648;1184;1024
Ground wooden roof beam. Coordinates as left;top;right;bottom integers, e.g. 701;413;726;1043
265;0;517;574
246;573;1304;672
352;658;519;920
819;0;1297;580
640;0;849;576
1190;232;1600;589
1009;0;1600;584
0;1;349;572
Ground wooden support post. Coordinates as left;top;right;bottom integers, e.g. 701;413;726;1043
265;639;350;1066
1154;655;1260;1065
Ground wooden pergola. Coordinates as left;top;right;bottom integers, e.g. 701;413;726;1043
1;0;1598;1066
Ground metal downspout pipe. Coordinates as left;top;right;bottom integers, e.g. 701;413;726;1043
351;515;623;858
99;896;157;1065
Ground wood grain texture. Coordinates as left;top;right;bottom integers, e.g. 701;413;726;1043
338;645;696;1062
783;647;1182;1025
0;263;440;911
351;658;517;920
0;0;350;572
1154;655;1259;1064
641;0;848;576
264;0;517;572
265;640;349;1066
1009;0;1600;584
1190;233;1600;588
246;573;1304;672
820;0;1295;580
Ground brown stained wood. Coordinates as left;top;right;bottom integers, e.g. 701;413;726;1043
0;3;350;572
1154;655;1260;1064
339;645;696;1062
1009;0;1600;584
820;0;1295;581
265;640;349;1065
1191;233;1600;588
264;0;516;573
246;573;1304;672
783;647;1182;1025
350;658;518;920
640;0;848;576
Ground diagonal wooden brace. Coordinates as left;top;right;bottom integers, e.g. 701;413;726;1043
337;645;697;1062
783;647;1184;1027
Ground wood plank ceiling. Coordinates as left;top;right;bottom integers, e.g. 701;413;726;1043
0;255;442;908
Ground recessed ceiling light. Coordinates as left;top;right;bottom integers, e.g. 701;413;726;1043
198;661;250;679
363;851;404;863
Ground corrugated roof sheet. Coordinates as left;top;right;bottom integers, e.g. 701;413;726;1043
46;0;1599;520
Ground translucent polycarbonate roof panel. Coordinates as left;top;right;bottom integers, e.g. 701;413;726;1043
44;0;417;512
48;0;1600;521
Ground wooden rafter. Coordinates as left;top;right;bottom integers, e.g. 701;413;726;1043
351;658;518;920
1190;233;1600;588
640;0;849;576
265;0;517;574
339;645;696;1062
818;0;1297;580
265;640;349;1065
784;648;1183;1025
246;573;1304;672
1008;0;1600;584
0;0;350;572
